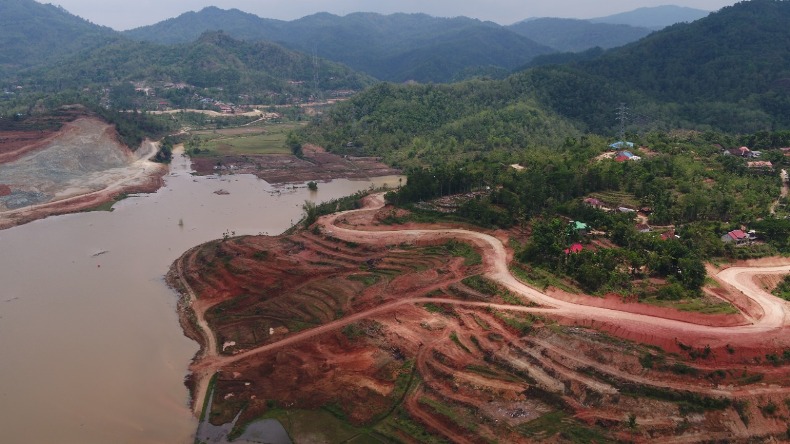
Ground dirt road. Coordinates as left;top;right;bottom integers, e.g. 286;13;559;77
770;168;788;214
318;194;790;348
180;192;790;419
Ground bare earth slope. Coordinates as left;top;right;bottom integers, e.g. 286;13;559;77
0;117;166;229
171;193;790;443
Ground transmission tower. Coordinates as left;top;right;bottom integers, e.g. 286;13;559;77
616;103;628;140
312;47;321;102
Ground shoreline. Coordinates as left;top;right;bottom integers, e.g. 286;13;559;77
171;191;790;441
0;166;167;230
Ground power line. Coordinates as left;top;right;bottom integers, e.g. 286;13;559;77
616;102;628;140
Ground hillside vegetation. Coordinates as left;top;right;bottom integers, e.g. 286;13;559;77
124;10;555;83
531;0;790;133
301;1;790;298
302;80;579;169
0;0;117;75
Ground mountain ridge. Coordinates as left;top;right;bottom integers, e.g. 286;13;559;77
0;0;119;75
123;9;555;82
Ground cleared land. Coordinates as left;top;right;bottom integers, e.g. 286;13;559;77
0;116;166;229
190;142;400;184
171;193;790;443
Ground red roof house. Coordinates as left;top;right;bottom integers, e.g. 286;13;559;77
721;229;749;245
583;197;604;208
564;243;584;254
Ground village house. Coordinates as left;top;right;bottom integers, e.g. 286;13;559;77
568;221;589;236
721;229;756;246
723;146;757;158
583;197;604;209
636;223;652;233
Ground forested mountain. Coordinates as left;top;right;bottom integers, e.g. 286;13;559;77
508;18;653;52
124;9;555;83
590;5;711;29
25;31;373;102
306;0;790;162
122;7;283;44
0;0;118;75
302;3;790;275
528;0;790;132
302;79;580;168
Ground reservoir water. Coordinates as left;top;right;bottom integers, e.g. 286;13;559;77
0;151;401;443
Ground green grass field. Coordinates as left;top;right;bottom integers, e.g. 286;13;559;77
190;122;304;156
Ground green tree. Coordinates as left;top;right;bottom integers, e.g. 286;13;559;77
287;132;303;158
302;200;318;227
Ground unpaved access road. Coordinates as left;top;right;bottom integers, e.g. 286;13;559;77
320;194;790;349
181;192;790;417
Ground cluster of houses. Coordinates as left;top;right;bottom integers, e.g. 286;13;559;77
196;97;237;113
722;146;776;172
561;142;777;254
562;213;680;255
723;146;762;158
570;195;759;255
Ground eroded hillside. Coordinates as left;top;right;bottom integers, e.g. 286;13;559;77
0;116;165;228
171;194;790;443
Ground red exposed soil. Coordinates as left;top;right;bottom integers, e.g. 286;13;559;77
0;106;90;164
545;288;749;327
0;130;60;164
171;193;790;442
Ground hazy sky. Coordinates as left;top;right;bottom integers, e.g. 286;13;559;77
45;0;740;30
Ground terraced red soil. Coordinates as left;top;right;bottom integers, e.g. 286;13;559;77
171;193;790;442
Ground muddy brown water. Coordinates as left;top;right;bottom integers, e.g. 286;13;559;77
0;152;402;443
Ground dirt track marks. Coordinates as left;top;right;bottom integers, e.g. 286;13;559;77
320;194;790;348
180;192;790;420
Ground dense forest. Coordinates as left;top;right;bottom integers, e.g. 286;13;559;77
507;18;652;52
124;10;556;83
528;0;790;133
0;0;118;75
14;31;372;104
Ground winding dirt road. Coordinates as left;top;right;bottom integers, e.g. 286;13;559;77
180;192;790;418
322;194;790;348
